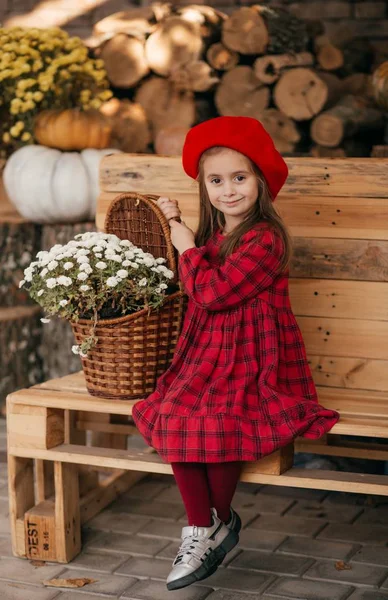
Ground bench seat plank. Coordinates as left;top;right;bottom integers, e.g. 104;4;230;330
8;443;388;496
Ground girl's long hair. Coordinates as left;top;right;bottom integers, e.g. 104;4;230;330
194;146;292;273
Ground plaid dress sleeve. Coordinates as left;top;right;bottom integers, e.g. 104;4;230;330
178;228;283;311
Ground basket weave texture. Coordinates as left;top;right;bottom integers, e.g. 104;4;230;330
71;192;188;400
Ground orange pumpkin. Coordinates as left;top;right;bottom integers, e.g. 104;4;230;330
34;108;112;150
372;61;388;111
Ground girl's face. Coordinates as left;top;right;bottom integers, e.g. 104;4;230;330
203;148;259;229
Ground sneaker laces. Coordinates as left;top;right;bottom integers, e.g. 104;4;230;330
174;527;213;564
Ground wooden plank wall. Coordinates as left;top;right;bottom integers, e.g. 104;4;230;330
97;155;388;396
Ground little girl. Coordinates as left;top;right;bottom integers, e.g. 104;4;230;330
132;116;339;591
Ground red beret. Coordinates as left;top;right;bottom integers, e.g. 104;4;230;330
182;116;288;201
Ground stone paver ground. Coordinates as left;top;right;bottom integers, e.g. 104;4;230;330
1;417;388;600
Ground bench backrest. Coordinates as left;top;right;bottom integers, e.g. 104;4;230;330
98;154;388;402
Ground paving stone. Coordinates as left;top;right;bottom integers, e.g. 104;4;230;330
3;582;59;600
263;576;352;600
87;532;169;557
380;575;388;590
115;556;172;580
259;486;328;501
110;499;186;521
347;590;388;600
231;491;294;515
0;558;64;585
318;523;388;545
250;515;326;537
304;559;388;587
239;529;286;552
351;546;388;567
56;568;135;596
178;507;259;527
121;579;211;600
54;594;121;600
87;510;150;534
324;492;381;507
197;565;272;592
355;505;388;526
229;549;313;576
136;519;183;541
206;592;264;600
0;484;8;500
0;515;11;535
63;550;127;573
81;527;105;546
121;479;169;501
154;485;183;504
0;536;13;558
286;500;362;523
277;536;357;560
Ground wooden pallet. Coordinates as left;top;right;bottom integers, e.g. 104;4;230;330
7;370;388;563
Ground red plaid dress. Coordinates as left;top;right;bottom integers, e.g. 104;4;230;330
132;223;339;463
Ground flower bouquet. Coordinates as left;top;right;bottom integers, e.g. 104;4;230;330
20;231;182;399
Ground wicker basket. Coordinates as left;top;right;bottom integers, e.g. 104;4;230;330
71;192;188;400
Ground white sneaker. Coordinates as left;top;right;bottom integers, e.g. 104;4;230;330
166;508;239;591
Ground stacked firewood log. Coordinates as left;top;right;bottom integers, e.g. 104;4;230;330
89;3;386;157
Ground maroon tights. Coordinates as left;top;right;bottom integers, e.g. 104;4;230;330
171;462;242;526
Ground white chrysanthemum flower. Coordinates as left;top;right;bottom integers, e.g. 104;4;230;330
138;278;148;287
79;263;92;272
19;279;25;288
77;249;90;256
77;272;88;281
46;278;57;289
59;299;68;307
95;253;102;258
79;284;90;292
159;283;168;289
24;273;33;282
71;345;80;355
117;269;128;279
120;240;133;247
92;246;103;252
40;268;48;277
156;257;166;264
79;350;88;358
47;260;58;271
41;317;51;323
37;289;44;297
122;260;131;267
63;262;74;270
95;261;107;270
106;276;119;287
77;255;89;264
57;276;72;286
110;255;123;263
124;250;135;259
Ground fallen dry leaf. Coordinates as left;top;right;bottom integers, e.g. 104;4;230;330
335;561;352;571
42;577;98;588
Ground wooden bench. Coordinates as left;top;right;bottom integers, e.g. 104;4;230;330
7;154;388;563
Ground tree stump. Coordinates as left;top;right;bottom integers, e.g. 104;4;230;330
315;35;344;71
206;42;239;71
260;109;300;154
310;95;385;148
253;52;314;85
100;33;149;88
215;66;270;118
274;68;329;120
154;127;190;156
100;99;151;153
170;61;219;92
222;5;308;55
135;77;196;135
145;16;203;77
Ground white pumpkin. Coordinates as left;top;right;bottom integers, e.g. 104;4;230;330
4;145;121;223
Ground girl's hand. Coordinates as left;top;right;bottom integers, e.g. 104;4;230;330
157;197;196;254
157;197;181;222
169;219;196;255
